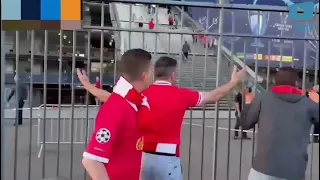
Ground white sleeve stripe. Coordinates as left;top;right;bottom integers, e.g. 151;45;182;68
83;152;109;164
196;92;203;106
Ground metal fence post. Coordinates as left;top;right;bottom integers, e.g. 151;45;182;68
1;29;6;180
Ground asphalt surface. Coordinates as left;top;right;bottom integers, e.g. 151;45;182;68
2;108;319;180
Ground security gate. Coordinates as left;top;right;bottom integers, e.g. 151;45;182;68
1;0;319;180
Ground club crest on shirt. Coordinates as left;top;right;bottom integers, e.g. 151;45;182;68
136;137;144;150
96;128;111;144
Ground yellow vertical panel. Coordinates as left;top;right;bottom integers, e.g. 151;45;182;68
61;0;81;20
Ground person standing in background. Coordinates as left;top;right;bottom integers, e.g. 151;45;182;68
151;4;156;14
148;19;155;30
174;14;179;29
95;76;101;106
7;74;28;125
167;5;171;14
310;84;319;143
138;16;144;28
233;87;251;140
168;13;174;29
182;41;191;63
192;30;197;44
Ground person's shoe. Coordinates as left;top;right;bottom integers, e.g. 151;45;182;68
13;123;22;126
242;136;251;140
233;136;238;140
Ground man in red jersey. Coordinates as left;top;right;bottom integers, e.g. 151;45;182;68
81;49;153;180
78;57;247;180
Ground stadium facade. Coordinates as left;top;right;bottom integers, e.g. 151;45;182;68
4;0;319;108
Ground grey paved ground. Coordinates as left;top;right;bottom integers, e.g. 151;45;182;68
3;108;319;180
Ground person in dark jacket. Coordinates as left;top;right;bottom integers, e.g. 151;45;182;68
182;41;190;63
241;67;319;180
234;87;251;140
7;74;28;125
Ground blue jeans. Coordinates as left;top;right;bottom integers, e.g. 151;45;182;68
140;152;182;180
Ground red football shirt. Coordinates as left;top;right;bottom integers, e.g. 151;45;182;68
139;81;202;155
83;78;142;180
148;21;155;29
95;80;101;89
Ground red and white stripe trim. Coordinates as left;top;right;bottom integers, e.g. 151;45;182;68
153;80;172;86
83;152;109;163
196;92;203;106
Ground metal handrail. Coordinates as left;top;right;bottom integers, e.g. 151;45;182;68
173;6;264;83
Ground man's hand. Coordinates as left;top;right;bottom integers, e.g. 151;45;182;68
77;68;90;87
230;66;247;84
200;66;247;105
77;68;111;102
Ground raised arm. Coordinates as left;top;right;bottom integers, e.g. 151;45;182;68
200;66;247;105
77;68;111;103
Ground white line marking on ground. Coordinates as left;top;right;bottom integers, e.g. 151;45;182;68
182;122;319;136
182;122;255;133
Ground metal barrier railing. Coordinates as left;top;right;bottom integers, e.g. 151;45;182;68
2;1;319;180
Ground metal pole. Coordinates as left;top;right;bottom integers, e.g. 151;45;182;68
129;4;132;48
69;30;77;180
100;2;105;90
200;8;209;180
266;41;271;90
226;11;236;180
1;29;6;180
27;30;35;180
13;31;20;180
42;30;48;179
212;0;225;178
83;30;92;180
56;29;64;177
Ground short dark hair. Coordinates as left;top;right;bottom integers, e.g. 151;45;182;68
154;56;177;78
275;67;298;86
119;49;151;81
247;87;252;93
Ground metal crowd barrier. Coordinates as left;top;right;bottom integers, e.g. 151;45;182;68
1;0;319;180
36;104;97;158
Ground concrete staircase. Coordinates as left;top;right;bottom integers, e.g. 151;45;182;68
177;53;233;110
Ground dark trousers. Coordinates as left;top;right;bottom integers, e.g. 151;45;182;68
17;100;24;124
183;52;188;61
193;35;197;44
234;114;247;138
